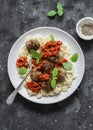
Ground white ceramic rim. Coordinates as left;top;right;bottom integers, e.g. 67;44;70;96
7;27;85;104
76;17;93;40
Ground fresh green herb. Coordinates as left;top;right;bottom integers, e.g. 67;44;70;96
30;50;39;58
51;67;58;89
38;52;42;59
57;3;63;11
36;58;40;64
47;10;57;17
19;67;27;75
52;67;58;77
53;77;57;80
30;49;42;64
50;34;55;42
47;3;64;18
51;79;56;89
57;3;63;16
71;53;78;62
62;62;73;71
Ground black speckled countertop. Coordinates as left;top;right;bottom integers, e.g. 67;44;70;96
0;0;93;130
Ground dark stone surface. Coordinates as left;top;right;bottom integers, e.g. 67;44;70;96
0;0;93;130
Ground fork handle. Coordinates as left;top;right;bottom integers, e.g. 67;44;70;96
6;89;18;105
6;68;32;105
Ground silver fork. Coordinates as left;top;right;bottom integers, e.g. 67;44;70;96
6;58;32;105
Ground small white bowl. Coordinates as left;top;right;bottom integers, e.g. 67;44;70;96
76;17;93;40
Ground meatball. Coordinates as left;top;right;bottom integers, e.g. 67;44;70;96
57;68;66;82
47;56;59;63
30;70;42;82
41;80;53;93
41;61;53;73
26;39;40;52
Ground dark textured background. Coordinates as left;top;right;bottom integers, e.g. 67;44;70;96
0;0;93;130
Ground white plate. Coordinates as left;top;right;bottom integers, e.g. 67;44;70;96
8;27;85;104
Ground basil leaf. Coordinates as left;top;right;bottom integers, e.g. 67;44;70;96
38;52;42;59
51;79;56;88
19;67;27;75
36;58;40;64
30;49;39;58
47;10;57;17
71;53;78;62
52;68;58;77
30;50;42;64
53;77;57;80
57;3;63;11
50;34;55;42
57;3;63;16
58;10;63;16
62;62;73;70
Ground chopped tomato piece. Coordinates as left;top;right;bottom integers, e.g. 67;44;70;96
58;58;68;64
42;41;62;58
40;73;51;81
16;57;28;67
26;82;41;93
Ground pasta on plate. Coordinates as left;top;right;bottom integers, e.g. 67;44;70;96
16;35;76;98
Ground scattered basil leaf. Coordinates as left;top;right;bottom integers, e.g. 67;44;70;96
51;79;56;88
51;68;58;89
53;77;57;80
58;10;63;16
71;53;78;62
30;49;42;64
57;3;63;11
57;3;63;16
30;49;39;58
62;62;73;70
52;67;58;77
47;10;57;17
38;52;42;59
19;67;27;75
36;58;39;64
50;34;55;42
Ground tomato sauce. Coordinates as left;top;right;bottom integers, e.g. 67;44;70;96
42;41;62;58
16;57;28;67
26;82;41;93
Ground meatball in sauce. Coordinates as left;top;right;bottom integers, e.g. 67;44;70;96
41;61;53;73
26;39;40;52
30;70;42;82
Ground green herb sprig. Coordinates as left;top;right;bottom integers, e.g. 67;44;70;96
62;62;72;71
50;34;55;42
30;49;42;64
19;67;27;75
51;68;58;89
71;53;78;62
47;10;57;17
47;3;63;17
62;53;78;71
57;3;63;16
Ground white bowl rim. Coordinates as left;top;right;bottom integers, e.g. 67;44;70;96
76;17;93;40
